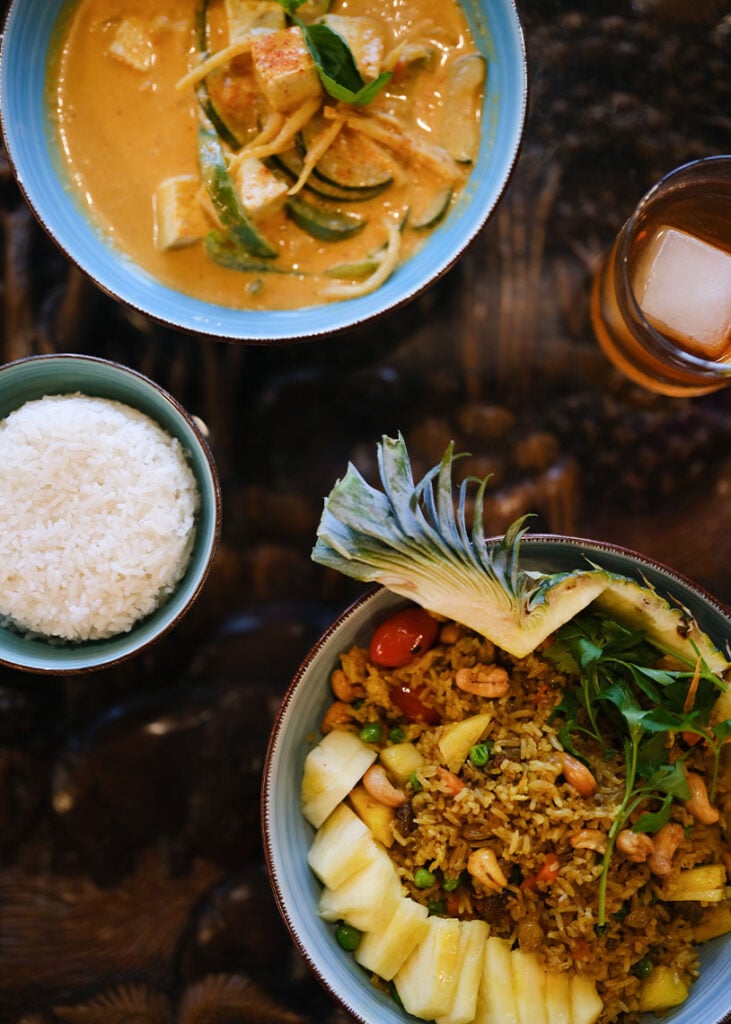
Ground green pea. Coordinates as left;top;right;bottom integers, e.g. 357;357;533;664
335;924;362;951
632;958;654;979
389;725;406;743
428;899;446;916
442;874;461;892
409;771;422;793
469;742;492;767
414;867;436;889
359;722;382;743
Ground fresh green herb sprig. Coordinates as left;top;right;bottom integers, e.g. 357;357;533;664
274;0;391;104
546;611;729;926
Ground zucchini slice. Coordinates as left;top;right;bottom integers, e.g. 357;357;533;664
298;122;393;194
409;187;453;230
198;124;278;259
285;194;365;242
269;150;387;203
194;0;244;151
438;54;486;164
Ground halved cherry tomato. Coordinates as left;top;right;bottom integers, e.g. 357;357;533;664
369;607;439;668
390;683;440;725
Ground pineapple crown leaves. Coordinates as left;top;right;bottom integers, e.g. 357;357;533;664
312;433;539;612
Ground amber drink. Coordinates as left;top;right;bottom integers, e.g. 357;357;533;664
591;156;731;396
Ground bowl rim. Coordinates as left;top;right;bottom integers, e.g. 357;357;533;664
261;533;731;1024
0;0;528;343
0;351;223;675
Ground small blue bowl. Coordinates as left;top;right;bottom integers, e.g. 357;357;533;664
262;537;731;1024
0;354;222;674
0;0;527;342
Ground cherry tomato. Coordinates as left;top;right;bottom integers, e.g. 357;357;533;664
369;607;439;668
390;683;440;725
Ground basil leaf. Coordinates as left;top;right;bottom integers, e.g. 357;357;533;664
321;70;392;105
276;0;309;15
303;23;364;92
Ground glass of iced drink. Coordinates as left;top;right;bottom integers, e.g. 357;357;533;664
591;155;731;396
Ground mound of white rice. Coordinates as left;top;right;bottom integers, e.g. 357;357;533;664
0;393;201;642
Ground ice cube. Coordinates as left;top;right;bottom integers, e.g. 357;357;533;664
633;226;731;358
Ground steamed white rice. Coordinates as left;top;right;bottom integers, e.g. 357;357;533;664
0;393;200;642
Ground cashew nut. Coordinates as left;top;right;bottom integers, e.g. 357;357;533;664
467;847;508;892
331;667;365;703
569;829;608;854
362;764;407;808
684;772;720;825
320;701;355;734
455;665;510;699
647;822;685;878
616;829;655;863
555;752;598;798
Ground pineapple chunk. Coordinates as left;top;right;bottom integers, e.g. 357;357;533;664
318;842;402;932
301;729;376;827
638;966;689;1012
511;949;548;1024
250;27;322;112
693;901;731;942
154;175;210;251
661;864;727;903
570;974;603;1024
225;0;285;44
394;917;461;1020
379;741;425;786
475;937;519;1024
348;783;396;848
231;156;289;222
307;802;373;889
108;18;155;71
438;713;492;774
355;897;429;979
544;971;572;1024
319;15;385;81
436;920;489;1024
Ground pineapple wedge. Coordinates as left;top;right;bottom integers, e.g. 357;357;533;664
660;864;727;903
438;713;492;774
435;920;490;1024
301;729;377;827
693;902;731;941
475;936;519;1024
379;741;426;786
307;802;374;889
354;897;429;980
394;917;461;1020
544;971;572;1024
348;783;396;847
512;949;548;1024
570;974;603;1024
638;965;689;1012
318;841;402;932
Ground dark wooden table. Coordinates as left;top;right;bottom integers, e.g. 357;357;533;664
1;1;730;1020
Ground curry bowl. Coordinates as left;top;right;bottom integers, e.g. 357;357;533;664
0;353;221;674
262;537;731;1024
0;0;527;342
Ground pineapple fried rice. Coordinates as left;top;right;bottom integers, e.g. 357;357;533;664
312;614;729;1024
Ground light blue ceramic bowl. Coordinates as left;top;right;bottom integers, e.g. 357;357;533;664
0;354;222;674
0;0;527;342
262;537;731;1024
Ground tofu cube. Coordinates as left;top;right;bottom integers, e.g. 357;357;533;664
320;15;385;81
231;156;288;221
154;175;210;251
225;0;285;44
251;26;322;112
108;18;155;72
